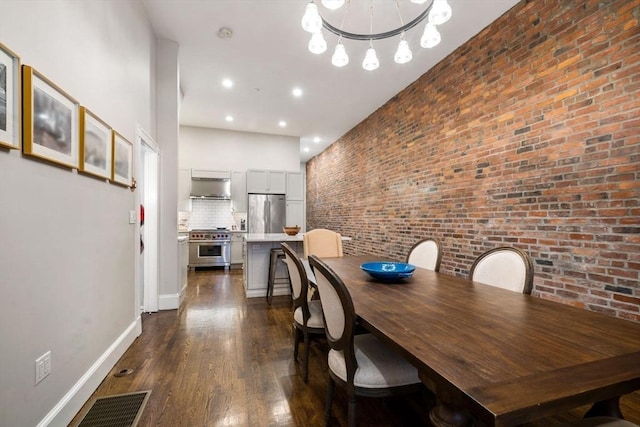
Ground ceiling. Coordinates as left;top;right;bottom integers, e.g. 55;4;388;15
141;0;520;162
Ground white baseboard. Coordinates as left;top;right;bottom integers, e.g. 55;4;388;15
179;282;188;307
37;317;142;427
159;293;179;310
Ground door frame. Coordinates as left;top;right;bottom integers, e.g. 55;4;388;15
135;125;160;315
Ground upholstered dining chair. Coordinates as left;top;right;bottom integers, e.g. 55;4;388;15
303;228;343;258
406;238;442;271
281;242;325;383
469;247;534;294
308;254;423;427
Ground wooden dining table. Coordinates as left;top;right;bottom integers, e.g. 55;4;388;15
321;255;640;427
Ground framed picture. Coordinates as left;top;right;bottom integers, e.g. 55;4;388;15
22;65;79;168
0;42;20;149
79;107;112;179
111;131;133;186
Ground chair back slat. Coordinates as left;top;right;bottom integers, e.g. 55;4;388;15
308;255;355;352
303;228;343;258
282;242;309;312
406;238;442;271
469;247;534;294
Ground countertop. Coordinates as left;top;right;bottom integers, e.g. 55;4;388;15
244;233;351;243
244;233;303;242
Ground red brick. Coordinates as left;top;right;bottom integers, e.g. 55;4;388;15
306;0;640;323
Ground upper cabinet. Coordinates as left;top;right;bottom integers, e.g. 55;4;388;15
178;168;192;212
247;169;286;194
286;172;304;201
231;171;247;212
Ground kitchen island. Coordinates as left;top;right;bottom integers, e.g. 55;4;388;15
243;233;350;298
243;233;304;298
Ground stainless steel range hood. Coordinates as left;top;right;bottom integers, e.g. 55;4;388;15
190;170;231;200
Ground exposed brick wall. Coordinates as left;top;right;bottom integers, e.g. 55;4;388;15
306;0;640;321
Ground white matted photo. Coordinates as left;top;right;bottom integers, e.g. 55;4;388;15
0;42;20;149
22;65;79;167
79;107;112;179
111;131;133;186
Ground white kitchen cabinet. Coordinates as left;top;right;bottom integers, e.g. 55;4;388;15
246;169;286;194
178;168;192;212
231;171;247;212
286;172;304;201
246;243;273;292
286;200;304;229
230;232;245;265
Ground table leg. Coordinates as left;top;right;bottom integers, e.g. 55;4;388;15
429;399;474;427
420;372;475;427
584;396;623;419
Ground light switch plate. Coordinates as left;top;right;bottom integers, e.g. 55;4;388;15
129;210;136;224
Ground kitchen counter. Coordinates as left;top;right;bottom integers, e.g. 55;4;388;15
242;233;351;298
244;232;351;243
244;233;303;242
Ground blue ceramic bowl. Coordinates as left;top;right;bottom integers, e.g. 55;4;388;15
360;262;416;281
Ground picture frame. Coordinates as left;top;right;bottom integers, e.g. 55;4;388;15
22;65;79;168
111;131;133;187
79;106;112;179
0;42;21;149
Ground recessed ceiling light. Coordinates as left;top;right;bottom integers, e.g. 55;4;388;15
292;87;303;97
225;115;234;122
313;136;320;143
303;147;310;153
278;121;287;127
222;79;233;88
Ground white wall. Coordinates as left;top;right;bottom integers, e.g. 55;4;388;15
179;126;301;172
156;39;181;303
0;1;156;426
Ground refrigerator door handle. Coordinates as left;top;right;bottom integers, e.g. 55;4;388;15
265;200;270;233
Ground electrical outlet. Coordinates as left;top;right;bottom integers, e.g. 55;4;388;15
35;351;51;385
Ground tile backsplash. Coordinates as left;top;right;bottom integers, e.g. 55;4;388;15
188;199;241;230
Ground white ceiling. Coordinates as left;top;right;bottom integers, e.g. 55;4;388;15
141;0;520;162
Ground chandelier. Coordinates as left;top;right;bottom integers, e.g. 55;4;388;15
301;0;452;71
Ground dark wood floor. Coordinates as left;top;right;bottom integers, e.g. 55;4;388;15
70;269;640;426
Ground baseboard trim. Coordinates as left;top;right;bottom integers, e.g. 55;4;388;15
179;282;188;307
159;293;179;310
37;316;142;427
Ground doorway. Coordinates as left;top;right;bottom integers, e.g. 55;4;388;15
136;126;159;314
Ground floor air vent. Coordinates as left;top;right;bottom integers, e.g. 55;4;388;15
75;390;151;427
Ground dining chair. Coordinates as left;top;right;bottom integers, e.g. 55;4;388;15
281;242;325;383
308;254;423;427
469;246;534;294
406;238;442;271
303;228;343;258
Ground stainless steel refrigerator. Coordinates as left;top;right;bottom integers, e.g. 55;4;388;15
247;194;286;234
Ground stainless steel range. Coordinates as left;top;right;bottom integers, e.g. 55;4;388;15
188;229;231;269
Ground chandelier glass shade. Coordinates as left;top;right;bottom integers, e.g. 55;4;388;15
301;0;452;70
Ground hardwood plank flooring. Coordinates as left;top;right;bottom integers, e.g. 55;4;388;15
70;269;640;426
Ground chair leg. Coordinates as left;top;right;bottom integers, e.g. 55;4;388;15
302;331;310;383
348;395;357;427
325;376;335;427
293;325;300;361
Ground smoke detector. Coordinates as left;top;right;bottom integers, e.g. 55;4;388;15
217;27;233;39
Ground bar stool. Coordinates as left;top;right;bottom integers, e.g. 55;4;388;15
267;247;290;304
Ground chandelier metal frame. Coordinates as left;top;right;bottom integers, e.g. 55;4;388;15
301;0;452;70
320;6;430;41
